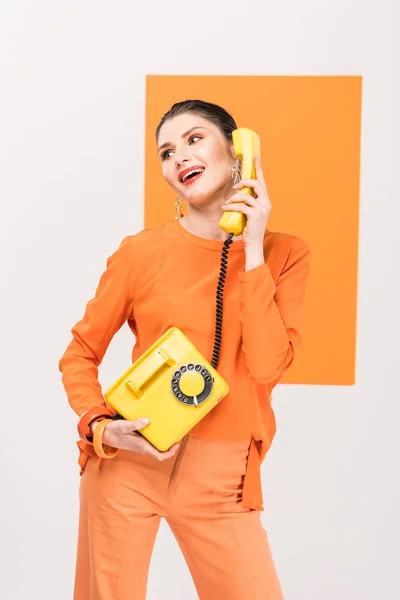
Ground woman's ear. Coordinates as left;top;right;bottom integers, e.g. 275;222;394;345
228;142;237;161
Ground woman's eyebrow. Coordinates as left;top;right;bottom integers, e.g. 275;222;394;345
158;127;207;153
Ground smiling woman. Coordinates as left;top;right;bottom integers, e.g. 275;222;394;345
154;101;246;242
59;98;311;599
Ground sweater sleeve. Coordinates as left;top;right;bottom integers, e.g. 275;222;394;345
237;237;311;384
58;236;135;416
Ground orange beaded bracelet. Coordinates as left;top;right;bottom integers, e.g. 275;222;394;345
93;418;119;459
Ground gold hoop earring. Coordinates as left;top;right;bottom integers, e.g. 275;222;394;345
174;195;184;220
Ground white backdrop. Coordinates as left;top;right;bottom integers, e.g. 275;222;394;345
1;1;399;598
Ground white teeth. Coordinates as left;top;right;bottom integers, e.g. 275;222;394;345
182;168;204;182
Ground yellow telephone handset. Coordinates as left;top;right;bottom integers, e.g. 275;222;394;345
219;127;261;236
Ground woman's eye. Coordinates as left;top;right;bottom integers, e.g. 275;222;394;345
161;135;202;160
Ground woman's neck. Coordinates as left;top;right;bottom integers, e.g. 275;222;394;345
178;214;243;242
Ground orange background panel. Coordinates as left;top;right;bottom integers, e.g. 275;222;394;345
144;75;362;386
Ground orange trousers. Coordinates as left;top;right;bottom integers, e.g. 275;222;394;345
74;433;284;600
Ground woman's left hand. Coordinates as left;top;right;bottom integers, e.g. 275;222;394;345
222;157;272;248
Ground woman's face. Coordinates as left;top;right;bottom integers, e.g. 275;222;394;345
157;113;236;207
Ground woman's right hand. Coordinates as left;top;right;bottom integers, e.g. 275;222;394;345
91;418;180;461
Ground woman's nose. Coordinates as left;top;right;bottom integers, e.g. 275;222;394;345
174;150;191;167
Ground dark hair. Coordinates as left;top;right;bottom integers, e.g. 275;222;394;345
155;99;237;143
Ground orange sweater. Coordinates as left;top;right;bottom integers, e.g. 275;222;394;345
59;218;311;510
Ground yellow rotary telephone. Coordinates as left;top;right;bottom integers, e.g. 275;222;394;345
105;128;261;451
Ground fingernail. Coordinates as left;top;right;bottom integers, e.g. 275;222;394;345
233;183;240;188
141;418;150;425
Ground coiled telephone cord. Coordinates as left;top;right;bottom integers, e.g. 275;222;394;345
210;232;234;370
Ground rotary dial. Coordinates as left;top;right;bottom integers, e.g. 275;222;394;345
171;363;214;406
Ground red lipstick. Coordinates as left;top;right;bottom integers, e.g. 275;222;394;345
178;166;205;184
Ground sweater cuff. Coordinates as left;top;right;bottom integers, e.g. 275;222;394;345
237;262;276;293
